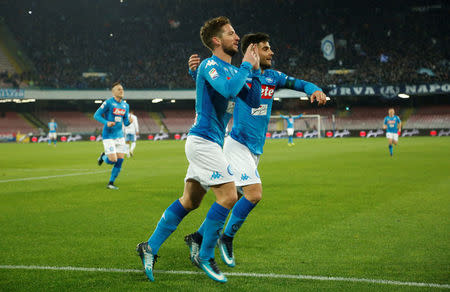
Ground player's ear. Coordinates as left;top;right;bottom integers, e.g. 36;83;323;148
212;36;221;48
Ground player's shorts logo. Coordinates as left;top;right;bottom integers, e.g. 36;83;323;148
113;108;126;116
211;171;223;180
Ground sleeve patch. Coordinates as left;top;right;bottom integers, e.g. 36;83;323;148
209;68;219;80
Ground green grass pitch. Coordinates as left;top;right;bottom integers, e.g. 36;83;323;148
0;137;449;291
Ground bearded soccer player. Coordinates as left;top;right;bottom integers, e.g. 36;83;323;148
94;82;132;190
185;32;327;268
136;17;261;283
383;108;401;156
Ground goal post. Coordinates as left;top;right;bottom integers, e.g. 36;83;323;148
269;114;323;138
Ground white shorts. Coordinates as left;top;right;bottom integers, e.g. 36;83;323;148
386;132;399;141
223;136;261;187
48;132;57;140
184;135;235;191
287;128;294;136
103;137;127;154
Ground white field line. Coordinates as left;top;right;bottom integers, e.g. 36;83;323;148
0;265;448;289
0;171;109;183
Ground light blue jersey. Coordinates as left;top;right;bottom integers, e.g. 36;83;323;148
280;114;303;129
230;69;321;155
48;122;57;133
188;55;261;147
94;97;131;139
384;115;401;133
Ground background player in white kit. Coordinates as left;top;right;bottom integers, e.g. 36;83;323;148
124;111;139;157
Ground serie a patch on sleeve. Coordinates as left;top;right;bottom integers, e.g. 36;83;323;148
209;68;219;80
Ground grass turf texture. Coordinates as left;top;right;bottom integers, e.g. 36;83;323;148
0;137;449;291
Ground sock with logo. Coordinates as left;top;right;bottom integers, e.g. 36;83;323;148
224;196;256;238
148;199;189;255
109;158;123;183
198;202;230;261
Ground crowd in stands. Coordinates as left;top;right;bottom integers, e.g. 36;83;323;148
1;0;448;89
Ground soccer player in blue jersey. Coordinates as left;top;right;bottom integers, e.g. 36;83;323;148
47;118;58;146
280;113;303;146
94;81;132;190
136;16;261;283
185;32;327;269
383;108;402;156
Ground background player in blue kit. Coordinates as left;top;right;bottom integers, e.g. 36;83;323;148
136;17;261;283
47;118;58;146
94;81;132;189
383;108;402;156
185;32;327;269
280;113;303;146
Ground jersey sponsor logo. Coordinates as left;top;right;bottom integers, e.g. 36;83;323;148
209;68;219;80
226;101;235;114
113;107;126;116
251;104;268;116
261;84;275;99
205;60;217;67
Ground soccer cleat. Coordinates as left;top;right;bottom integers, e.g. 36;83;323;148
107;183;119;190
218;234;235;267
97;152;105;166
136;242;158;282
184;232;202;267
197;257;227;283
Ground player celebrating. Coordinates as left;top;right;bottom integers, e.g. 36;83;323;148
47;118;58;146
185;32;326;269
383;108;401;156
124;111;139;157
94;81;132;190
280;113;303;146
136;17;261;283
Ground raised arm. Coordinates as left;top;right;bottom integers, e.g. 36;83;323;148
276;72;327;105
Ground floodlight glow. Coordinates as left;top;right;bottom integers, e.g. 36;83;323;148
152;98;163;103
398;93;410;99
274;97;280;101
326;96;331;100
170;99;176;103
300;96;309;100
94;100;103;103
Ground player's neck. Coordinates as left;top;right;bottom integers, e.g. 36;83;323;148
113;96;122;103
213;49;232;64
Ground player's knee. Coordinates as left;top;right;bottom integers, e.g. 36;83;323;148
246;192;262;204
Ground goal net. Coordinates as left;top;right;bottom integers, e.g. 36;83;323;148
268;114;325;138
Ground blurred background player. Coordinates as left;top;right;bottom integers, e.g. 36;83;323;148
185;32;326;269
280;113;303;146
47;118;58;146
383;108;402;156
124;111;139;157
136;16;261;283
94;81;132;189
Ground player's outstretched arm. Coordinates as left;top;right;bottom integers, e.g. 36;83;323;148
310;90;327;105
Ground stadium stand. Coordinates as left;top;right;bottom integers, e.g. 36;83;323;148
404;105;450;129
134;111;161;133
161;110;195;133
0;111;35;134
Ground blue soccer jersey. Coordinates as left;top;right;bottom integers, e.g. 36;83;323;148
384;115;401;133
94;97;131;139
280;114;303;129
188;55;261;147
229;69;322;155
48;122;57;133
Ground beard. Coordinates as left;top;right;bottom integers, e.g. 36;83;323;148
261;63;271;70
223;45;237;57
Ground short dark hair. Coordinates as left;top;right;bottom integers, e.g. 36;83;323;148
111;81;122;90
241;33;270;54
200;16;231;51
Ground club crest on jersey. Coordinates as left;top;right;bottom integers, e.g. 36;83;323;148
209;68;219;80
113;108;126;116
265;77;274;83
206;60;217;67
261;85;275;99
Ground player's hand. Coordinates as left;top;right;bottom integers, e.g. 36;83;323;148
128;116;133;123
310;90;327;105
107;121;115;127
242;44;259;69
188;54;201;71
